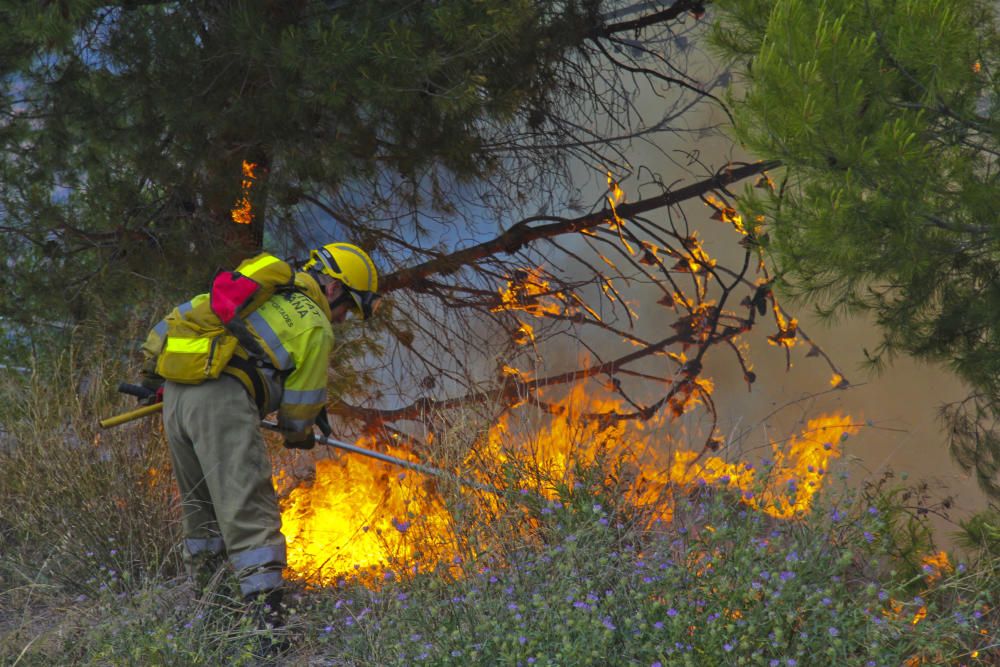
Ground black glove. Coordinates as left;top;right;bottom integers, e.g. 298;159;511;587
283;432;316;450
142;386;164;407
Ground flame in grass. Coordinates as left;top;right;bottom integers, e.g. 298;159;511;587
231;160;257;225
278;380;860;585
278;436;456;587
637;413;857;520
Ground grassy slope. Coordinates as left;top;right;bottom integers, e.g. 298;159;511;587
1;364;997;666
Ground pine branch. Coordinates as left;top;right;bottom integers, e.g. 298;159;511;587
382;161;779;292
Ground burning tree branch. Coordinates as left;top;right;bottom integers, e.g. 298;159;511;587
331;159;848;463
381;161;778;293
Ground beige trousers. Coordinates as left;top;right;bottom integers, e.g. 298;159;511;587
163;376;286;596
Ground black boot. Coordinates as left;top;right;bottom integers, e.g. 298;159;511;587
245;588;290;659
189;552;228;599
253;589;286;629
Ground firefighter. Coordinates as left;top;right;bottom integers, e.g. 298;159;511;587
139;242;380;632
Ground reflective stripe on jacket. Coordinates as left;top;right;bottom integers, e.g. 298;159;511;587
142;272;334;441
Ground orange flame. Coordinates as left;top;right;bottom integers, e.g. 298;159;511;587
278;383;859;584
492;268;565;318
921;550;952;584
705;194;747;235
278;437;455;587
231;160;256;225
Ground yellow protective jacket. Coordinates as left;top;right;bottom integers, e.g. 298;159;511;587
142;271;334;442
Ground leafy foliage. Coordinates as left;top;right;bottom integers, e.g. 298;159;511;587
0;0;602;335
712;0;1000;498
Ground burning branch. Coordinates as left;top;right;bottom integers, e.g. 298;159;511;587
381;161;779;293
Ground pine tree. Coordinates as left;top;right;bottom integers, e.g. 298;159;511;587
712;0;1000;498
0;0;609;341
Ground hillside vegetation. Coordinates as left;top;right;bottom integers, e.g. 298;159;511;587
1;360;997;666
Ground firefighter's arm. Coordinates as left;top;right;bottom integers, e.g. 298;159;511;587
277;324;334;447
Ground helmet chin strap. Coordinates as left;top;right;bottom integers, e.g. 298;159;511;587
328;288;354;312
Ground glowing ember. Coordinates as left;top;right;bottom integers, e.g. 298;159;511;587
231;160;256;225
768;306;798;348
921;550;952;584
705;194;747;234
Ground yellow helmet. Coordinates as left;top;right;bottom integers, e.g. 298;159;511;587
303;242;381;319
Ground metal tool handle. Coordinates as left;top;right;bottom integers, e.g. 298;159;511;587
99;401;163;428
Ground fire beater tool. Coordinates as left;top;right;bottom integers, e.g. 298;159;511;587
102;383;500;494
